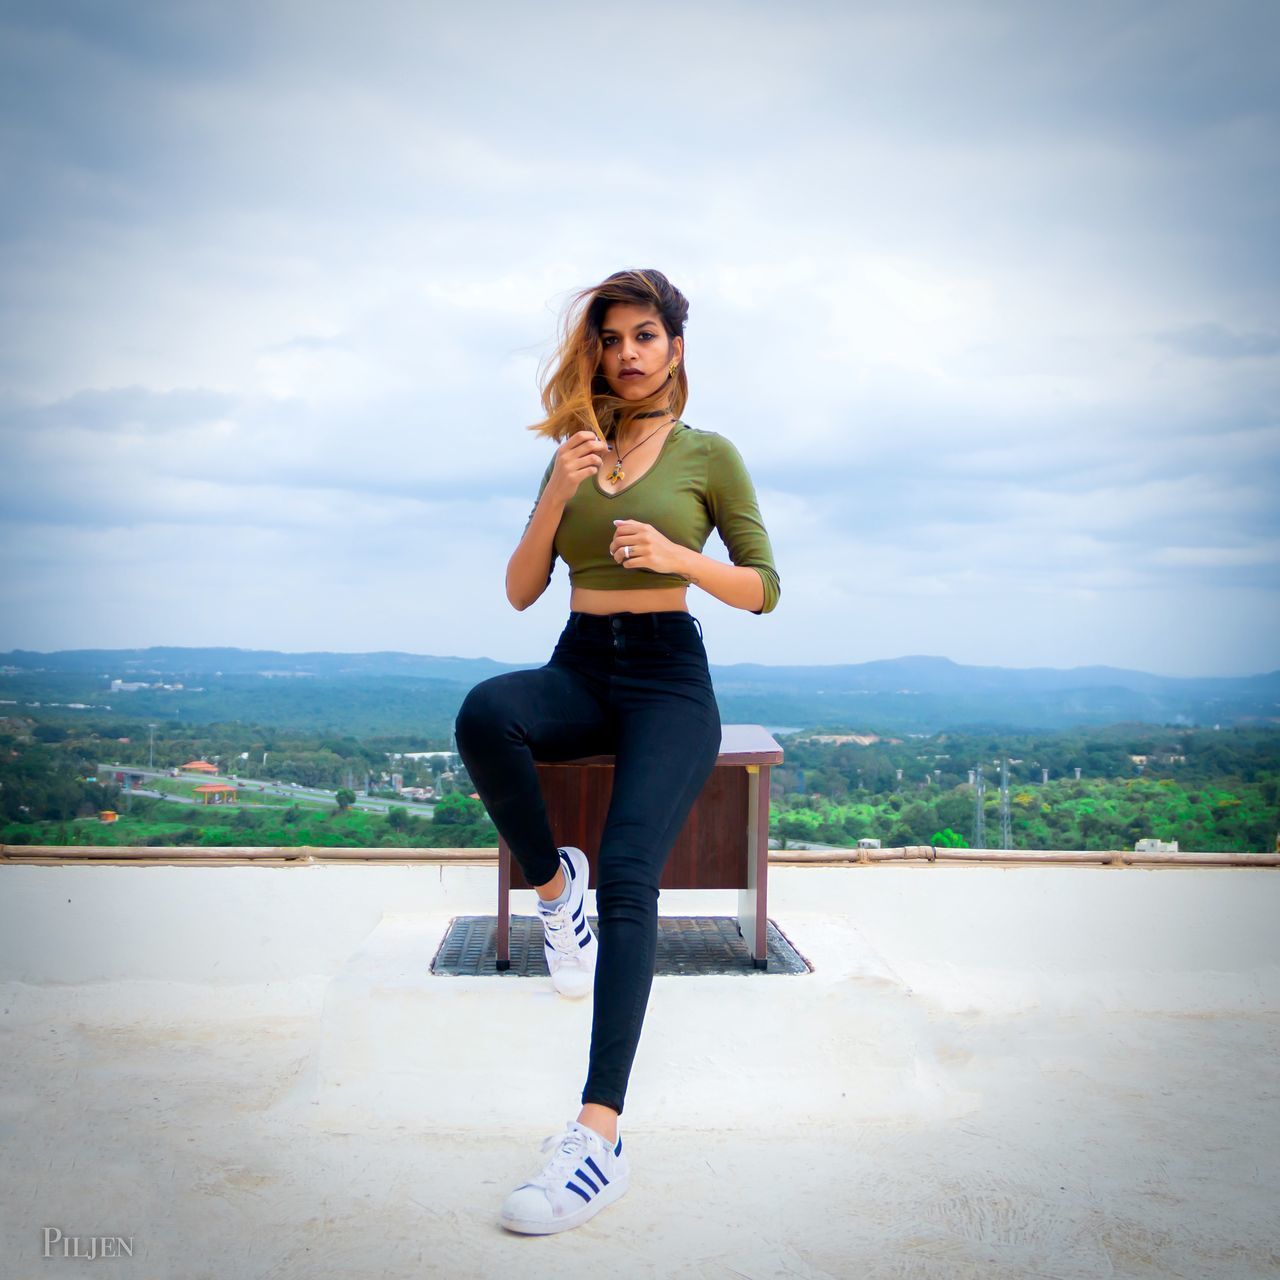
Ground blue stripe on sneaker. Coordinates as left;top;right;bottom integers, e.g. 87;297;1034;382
565;1181;591;1204
560;851;576;880
614;1136;623;1156
584;1155;609;1185
577;934;592;949
573;1167;600;1193
572;901;583;921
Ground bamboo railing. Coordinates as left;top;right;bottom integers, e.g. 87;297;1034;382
1;844;1276;868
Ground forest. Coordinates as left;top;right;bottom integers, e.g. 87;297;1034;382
1;715;1276;854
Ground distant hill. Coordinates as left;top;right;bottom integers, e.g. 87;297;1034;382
2;646;1276;736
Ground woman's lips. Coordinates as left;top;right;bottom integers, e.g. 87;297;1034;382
620;370;644;378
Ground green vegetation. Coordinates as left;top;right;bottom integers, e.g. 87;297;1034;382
0;792;495;850
772;775;1275;853
1;714;1275;854
769;723;1278;852
0;713;479;848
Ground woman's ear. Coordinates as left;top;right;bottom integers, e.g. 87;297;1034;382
671;334;684;366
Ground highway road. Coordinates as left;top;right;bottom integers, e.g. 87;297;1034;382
97;763;438;818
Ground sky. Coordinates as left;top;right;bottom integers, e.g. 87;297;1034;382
1;0;1277;676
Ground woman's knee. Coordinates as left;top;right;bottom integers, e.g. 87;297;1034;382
595;885;658;926
595;857;661;919
454;677;510;750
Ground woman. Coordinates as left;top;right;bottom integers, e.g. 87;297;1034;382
453;268;780;1235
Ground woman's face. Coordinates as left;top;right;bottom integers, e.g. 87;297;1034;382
599;302;683;402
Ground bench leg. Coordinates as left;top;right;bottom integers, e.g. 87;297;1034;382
497;837;511;971
736;763;770;970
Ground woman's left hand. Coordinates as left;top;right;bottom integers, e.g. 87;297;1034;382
609;519;687;576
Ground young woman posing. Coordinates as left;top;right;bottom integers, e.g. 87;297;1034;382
454;267;780;1234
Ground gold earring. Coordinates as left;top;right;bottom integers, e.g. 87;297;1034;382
668;362;678;379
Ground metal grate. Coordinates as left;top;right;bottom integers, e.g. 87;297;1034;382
431;915;811;977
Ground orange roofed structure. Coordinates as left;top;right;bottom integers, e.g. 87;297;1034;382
193;783;238;806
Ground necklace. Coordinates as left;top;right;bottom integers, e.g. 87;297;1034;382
605;415;677;485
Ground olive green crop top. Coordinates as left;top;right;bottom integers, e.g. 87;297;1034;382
523;420;780;614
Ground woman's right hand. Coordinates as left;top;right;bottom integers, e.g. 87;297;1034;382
547;430;607;502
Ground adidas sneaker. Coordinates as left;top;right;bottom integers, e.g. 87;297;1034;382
536;845;597;998
499;1120;630;1235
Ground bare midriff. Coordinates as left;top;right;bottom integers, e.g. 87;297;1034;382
569;585;690;615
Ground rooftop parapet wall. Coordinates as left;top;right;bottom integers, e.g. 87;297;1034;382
2;843;1277;867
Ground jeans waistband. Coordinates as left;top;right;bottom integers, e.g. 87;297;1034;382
567;610;704;641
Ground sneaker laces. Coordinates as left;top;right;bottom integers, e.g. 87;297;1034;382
540;901;583;961
526;1125;596;1190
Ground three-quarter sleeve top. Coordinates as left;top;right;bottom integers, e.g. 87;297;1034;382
523;420;780;614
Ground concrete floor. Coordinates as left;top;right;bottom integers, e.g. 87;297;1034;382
1;861;1278;1278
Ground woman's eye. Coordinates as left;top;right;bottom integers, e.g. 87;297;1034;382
603;332;656;346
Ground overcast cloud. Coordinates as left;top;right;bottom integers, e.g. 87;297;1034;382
1;0;1276;676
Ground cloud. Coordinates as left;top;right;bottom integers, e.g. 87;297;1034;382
1154;323;1280;360
0;0;1277;675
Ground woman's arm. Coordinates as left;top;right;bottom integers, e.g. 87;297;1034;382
507;458;562;611
691;434;781;615
671;548;768;613
507;433;607;610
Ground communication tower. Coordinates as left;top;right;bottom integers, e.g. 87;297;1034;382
973;765;986;848
999;757;1012;850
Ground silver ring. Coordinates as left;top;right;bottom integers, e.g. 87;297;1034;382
623;545;632;559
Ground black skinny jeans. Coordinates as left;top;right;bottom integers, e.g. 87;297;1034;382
453;609;722;1116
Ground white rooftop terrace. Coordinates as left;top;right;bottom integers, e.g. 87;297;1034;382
1;849;1278;1278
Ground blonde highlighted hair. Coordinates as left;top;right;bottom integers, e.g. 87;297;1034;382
527;268;689;443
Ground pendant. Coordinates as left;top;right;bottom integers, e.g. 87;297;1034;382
608;463;624;483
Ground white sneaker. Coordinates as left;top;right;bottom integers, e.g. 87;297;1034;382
536;845;597;998
499;1120;630;1235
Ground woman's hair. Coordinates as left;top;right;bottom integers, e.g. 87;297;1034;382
527;268;689;443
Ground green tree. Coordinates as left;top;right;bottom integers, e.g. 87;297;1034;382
897;800;938;844
335;788;356;812
434;792;484;826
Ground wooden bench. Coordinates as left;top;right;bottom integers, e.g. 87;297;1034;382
496;724;783;971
